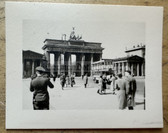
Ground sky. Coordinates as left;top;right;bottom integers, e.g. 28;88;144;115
23;20;145;61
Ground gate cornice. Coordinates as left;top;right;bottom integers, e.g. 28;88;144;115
42;39;104;54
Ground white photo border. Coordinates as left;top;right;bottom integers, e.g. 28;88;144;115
6;2;163;129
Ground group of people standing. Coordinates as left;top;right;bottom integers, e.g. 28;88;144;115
97;70;137;110
29;66;136;110
97;73;116;94
60;73;76;90
115;70;137;110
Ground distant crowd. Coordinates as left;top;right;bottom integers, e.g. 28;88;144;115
29;66;137;110
96;71;137;110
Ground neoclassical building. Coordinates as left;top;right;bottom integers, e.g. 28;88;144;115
22;50;43;78
42;39;104;77
92;59;114;75
113;55;145;76
91;45;145;77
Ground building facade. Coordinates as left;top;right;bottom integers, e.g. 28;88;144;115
23;50;43;78
113;55;145;76
42;39;104;77
125;44;145;58
92;59;114;75
91;45;145;77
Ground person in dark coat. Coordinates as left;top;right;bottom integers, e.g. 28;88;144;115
101;74;107;94
30;66;54;110
52;72;56;82
125;70;137;110
70;74;75;87
83;73;88;88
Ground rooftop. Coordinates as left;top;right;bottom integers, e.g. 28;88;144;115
125;44;145;53
23;50;43;59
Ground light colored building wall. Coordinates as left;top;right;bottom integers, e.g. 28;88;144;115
92;59;114;75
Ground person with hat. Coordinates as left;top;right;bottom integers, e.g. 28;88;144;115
124;70;137;110
30;66;54;110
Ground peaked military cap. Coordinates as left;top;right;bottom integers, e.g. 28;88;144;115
35;66;45;72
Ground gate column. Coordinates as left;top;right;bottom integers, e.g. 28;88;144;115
68;53;72;76
54;52;61;76
32;60;35;75
131;63;134;75
90;53;93;76
137;63;139;76
64;52;72;76
81;53;85;76
45;51;50;70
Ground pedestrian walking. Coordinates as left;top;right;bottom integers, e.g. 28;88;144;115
101;74;107;94
115;73;127;110
60;73;66;90
70;74;75;87
125;70;137;110
106;75;112;90
83;73;88;88
111;74;117;94
30;66;54;110
97;75;103;94
65;75;69;87
53;72;56;82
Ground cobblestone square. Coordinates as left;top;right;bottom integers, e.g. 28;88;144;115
23;77;145;110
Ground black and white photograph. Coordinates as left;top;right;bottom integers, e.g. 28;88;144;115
6;2;163;129
22;20;145;111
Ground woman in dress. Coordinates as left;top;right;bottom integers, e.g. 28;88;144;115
115;73;127;110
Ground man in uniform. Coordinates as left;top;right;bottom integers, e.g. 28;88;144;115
30;66;54;110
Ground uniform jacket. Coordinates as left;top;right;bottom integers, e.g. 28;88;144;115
30;75;54;102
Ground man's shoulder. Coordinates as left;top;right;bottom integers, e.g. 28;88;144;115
34;76;49;81
31;74;37;80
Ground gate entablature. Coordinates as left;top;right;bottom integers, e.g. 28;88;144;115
42;39;104;54
42;39;104;77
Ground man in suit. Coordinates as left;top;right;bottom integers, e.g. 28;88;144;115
125;70;137;110
30;66;54;110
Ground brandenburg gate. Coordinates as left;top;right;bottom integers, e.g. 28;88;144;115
42;39;104;77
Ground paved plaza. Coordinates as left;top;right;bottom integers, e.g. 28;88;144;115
23;77;145;110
